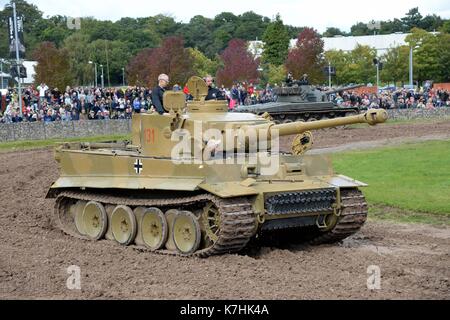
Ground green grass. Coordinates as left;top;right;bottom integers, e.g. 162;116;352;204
333;140;450;225
0;134;131;152
348;115;450;128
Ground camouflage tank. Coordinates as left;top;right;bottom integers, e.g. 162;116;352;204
235;83;364;123
47;76;388;257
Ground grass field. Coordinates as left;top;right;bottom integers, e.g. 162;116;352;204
0;134;130;152
333;140;450;225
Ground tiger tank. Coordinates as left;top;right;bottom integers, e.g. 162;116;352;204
47;76;388;257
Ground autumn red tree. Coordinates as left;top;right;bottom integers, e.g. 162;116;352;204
33;42;74;89
216;39;259;87
285;28;325;83
126;36;194;88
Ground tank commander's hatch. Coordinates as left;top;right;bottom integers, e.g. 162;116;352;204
163;91;186;113
185;76;228;113
186;76;208;101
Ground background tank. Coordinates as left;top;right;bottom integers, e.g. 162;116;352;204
235;83;364;123
47;76;388;258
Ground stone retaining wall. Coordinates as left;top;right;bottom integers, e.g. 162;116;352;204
1;108;449;142
0;120;131;142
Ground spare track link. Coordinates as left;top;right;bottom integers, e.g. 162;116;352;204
54;191;256;258
309;188;368;245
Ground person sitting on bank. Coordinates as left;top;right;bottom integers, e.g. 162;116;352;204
151;74;170;115
204;75;225;101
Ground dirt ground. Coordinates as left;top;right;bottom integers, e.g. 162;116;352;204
0;120;449;300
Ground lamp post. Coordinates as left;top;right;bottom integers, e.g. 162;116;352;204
88;61;98;87
12;2;22;116
409;46;413;88
122;67;125;87
328;61;332;88
0;58;5;90
409;43;421;89
100;64;104;88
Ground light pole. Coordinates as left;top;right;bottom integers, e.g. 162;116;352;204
122;67;125;87
409;43;421;89
12;2;22;116
328;61;332;88
100;64;104;88
409;46;413;88
88;61;98;87
0;58;5;90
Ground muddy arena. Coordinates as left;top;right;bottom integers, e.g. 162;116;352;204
1;120;449;300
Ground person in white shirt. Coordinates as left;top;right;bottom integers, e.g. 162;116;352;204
37;83;48;107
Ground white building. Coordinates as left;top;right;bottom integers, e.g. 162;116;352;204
249;33;436;58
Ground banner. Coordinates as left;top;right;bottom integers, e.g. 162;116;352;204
7;15;26;60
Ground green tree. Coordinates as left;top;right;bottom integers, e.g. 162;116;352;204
438;20;450;33
261;14;290;66
323;27;347;37
265;63;286;86
188;48;219;77
380;46;410;84
402;7;423;31
33;42;74;89
234;11;270;41
350;22;370;36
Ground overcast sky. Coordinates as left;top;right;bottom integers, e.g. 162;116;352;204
3;0;450;33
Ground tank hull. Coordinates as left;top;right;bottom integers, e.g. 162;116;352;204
48;145;368;257
234;102;360;122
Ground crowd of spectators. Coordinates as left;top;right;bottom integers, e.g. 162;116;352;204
332;87;450;109
1;82;448;123
0;83;155;123
0;81;277;123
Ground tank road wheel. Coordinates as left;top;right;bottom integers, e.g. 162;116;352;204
165;209;178;251
173;211;201;255
111;205;137;246
282;119;293;124
202;202;221;244
307;117;318;122
82;201;108;241
73;200;87;235
141;208;168;251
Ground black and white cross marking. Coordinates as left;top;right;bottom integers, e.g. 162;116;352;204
134;159;143;175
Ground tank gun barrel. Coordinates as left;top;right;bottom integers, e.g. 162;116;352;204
326;84;365;95
270;109;388;137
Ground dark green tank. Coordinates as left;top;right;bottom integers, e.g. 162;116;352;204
235;84;364;123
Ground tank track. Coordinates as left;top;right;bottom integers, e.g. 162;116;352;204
309;188;368;245
54;191;256;258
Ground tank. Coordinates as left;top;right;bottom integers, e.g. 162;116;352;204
235;84;364;123
47;76;388;257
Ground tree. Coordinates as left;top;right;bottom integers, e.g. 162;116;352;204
33;42;74;89
323;27;347;37
126;48;153;86
285;28;325;84
188;48;219;77
402;7;423;31
261;14;290;66
350;22;370;36
380;46;410;84
234;11;270;41
126;36;194;87
216;39;259;87
177;15;215;57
